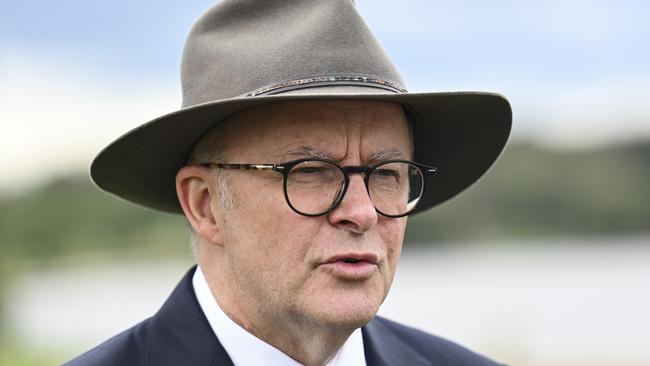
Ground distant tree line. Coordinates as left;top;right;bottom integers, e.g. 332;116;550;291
1;141;649;268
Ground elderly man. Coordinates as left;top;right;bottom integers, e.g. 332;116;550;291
67;0;511;365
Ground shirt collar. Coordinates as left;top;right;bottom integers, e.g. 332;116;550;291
192;265;367;366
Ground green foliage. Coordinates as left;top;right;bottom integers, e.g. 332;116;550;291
0;175;189;264
0;141;648;267
0;340;62;366
406;141;650;242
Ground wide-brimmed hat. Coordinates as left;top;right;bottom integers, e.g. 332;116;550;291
90;0;511;215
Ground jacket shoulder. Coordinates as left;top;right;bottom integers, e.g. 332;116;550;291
370;316;505;366
63;318;151;366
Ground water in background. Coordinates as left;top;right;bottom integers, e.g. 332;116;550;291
6;236;650;366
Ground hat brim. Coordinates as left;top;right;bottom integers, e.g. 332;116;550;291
90;90;512;215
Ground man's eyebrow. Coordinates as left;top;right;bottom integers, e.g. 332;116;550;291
287;146;405;163
367;148;404;163
287;146;335;160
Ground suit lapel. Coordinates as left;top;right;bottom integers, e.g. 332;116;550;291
362;318;430;366
146;266;234;366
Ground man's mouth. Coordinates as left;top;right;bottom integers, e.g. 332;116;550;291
321;252;379;279
325;252;379;265
341;258;360;263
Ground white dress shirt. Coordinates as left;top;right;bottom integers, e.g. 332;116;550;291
192;266;367;366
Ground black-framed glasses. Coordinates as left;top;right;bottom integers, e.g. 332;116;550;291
201;158;437;218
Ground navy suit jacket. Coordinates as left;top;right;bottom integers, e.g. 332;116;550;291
64;267;502;365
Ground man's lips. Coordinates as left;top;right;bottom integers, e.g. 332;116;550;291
324;252;380;265
320;252;380;280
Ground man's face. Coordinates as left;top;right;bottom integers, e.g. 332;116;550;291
210;100;411;330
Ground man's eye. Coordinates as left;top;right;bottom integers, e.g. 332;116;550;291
375;169;399;178
293;167;324;174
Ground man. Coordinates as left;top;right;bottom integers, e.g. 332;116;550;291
68;0;511;365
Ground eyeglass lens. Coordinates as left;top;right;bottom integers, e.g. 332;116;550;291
285;160;424;216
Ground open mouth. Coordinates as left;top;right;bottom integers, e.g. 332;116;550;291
341;258;360;264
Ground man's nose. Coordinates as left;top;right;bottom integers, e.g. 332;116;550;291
327;174;378;233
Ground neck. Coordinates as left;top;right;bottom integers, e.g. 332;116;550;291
198;245;356;366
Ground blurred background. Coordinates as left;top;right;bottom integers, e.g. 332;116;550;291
1;1;649;365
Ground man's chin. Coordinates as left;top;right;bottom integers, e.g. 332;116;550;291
304;292;382;330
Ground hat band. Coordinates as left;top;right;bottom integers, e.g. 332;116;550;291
245;76;408;97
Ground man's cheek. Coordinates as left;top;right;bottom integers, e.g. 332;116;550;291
379;220;405;245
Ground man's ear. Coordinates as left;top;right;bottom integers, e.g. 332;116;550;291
176;165;224;246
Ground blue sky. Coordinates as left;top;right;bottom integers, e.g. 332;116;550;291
1;0;649;191
3;1;648;86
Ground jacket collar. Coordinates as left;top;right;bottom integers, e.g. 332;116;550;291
362;319;430;366
146;266;429;366
147;266;234;366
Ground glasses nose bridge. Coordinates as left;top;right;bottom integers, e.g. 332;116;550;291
340;165;373;187
341;165;372;176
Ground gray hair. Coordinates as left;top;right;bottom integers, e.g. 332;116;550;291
185;122;237;257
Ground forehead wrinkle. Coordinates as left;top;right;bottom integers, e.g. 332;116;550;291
286;146;336;160
258;101;410;163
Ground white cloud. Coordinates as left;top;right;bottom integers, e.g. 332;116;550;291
510;78;650;148
356;0;640;44
0;52;179;193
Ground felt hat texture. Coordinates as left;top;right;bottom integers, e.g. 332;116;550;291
90;0;512;214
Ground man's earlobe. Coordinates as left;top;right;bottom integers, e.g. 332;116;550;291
176;166;224;246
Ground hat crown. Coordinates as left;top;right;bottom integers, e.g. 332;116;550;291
181;0;406;107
